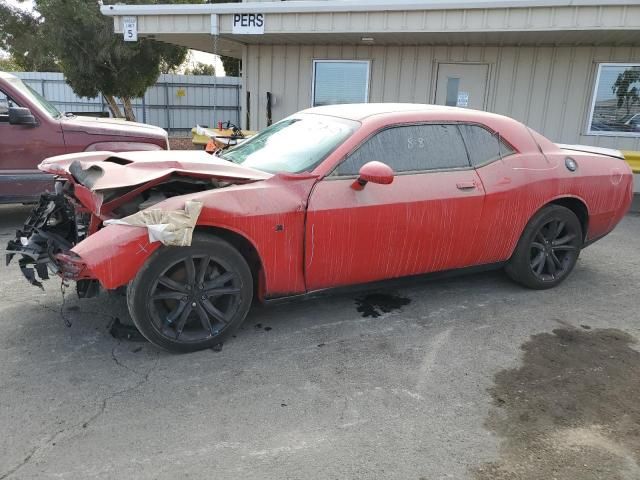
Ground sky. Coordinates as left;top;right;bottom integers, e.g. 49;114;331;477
6;0;34;12
3;0;225;75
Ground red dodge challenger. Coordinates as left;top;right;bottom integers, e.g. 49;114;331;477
7;104;634;352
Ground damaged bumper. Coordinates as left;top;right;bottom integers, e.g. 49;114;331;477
5;191;97;295
6;150;243;296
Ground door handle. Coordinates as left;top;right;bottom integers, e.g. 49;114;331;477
456;181;477;190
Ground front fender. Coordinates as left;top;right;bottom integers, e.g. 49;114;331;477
72;224;161;290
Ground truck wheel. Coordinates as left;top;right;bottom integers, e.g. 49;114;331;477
505;205;583;290
127;234;253;353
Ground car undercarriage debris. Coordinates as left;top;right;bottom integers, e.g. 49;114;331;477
108;317;146;342
6;192;84;289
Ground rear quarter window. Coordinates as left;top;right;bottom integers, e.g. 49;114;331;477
458;124;516;167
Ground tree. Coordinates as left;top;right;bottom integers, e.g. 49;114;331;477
220;56;241;77
185;62;216;76
0;55;24;72
0;3;59;72
612;67;640;115
30;0;191;120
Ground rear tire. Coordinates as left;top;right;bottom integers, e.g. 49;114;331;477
505;205;583;290
127;234;253;353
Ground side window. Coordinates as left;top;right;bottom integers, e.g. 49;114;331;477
0;90;11;122
0;90;18;123
336;124;470;176
458;124;516;167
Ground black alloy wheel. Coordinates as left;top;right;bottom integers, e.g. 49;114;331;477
529;218;580;282
506;205;583;290
128;235;253;353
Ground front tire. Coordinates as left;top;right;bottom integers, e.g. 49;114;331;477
127;234;253;353
505;205;583;290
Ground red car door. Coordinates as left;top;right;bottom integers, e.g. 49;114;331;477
304;123;486;291
456;123;555;266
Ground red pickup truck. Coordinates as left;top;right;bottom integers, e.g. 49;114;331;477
0;72;169;203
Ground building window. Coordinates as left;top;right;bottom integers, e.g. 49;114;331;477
588;63;640;136
312;60;370;107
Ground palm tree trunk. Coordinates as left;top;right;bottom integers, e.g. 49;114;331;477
103;94;123;118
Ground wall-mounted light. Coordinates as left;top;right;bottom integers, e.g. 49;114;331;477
361;37;375;43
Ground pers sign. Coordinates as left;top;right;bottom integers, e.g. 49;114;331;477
232;13;265;34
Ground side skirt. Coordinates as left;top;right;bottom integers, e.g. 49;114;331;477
263;262;506;306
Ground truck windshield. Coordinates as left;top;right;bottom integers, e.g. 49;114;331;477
7;77;61;119
219;114;359;174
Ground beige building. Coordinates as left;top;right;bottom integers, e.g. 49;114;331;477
102;0;640;157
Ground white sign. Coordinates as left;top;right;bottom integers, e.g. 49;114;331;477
456;91;469;108
123;16;138;42
232;13;265;34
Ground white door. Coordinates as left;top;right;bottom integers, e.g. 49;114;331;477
435;63;489;110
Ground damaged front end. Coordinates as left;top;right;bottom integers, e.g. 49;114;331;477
6;150;271;297
5;181;97;295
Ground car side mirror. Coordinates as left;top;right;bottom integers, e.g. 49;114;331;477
9;107;37;126
351;161;395;190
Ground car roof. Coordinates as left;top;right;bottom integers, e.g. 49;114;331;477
301;103;492;121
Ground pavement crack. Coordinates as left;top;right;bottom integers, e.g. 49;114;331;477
0;352;159;479
83;350;160;431
0;426;69;480
111;344;146;376
0;448;38;480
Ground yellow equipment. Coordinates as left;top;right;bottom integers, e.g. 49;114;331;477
191;125;256;149
622;151;640;174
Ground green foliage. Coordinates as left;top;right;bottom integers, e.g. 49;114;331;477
0;3;59;71
612;68;640;115
220;56;241;77
35;0;188;99
185;62;216;76
0;56;25;72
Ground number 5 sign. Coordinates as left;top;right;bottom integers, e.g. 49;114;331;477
123;16;138;42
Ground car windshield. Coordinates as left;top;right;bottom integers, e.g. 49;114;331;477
219;114;359;173
7;77;61;119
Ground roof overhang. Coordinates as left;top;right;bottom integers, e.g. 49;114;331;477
101;1;640;57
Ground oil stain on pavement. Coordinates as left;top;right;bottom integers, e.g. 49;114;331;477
474;327;640;480
355;293;411;318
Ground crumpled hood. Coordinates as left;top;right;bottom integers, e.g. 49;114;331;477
61;115;167;140
39;150;273;191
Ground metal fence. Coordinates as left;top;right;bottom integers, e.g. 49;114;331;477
15;72;241;136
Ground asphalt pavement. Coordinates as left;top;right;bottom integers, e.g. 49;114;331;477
1;204;639;480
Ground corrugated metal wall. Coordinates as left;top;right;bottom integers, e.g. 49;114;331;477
14;72;241;135
244;44;640;151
